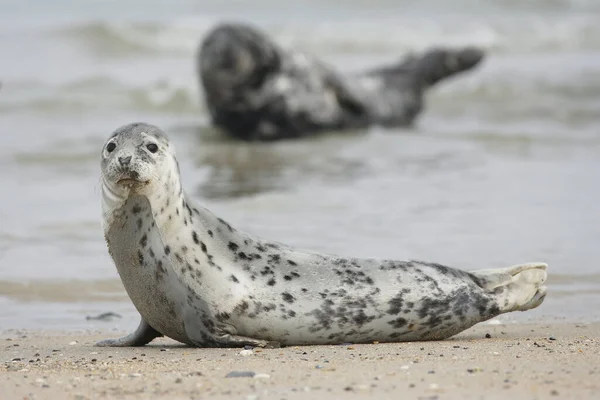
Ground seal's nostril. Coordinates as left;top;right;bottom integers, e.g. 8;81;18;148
119;155;132;166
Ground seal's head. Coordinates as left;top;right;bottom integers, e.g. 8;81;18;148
101;122;175;199
198;22;281;107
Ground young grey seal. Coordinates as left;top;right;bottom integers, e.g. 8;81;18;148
197;22;485;141
97;122;547;348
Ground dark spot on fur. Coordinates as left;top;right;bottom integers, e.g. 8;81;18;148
200;242;207;253
256;244;267;252
301;288;308;293
192;231;199;244
234;301;249;314
267;278;276;286
181;246;188;253
136;218;142;230
388;317;408;329
281;292;295;304
164;245;171;255
175;253;183;263
156;260;166;274
287;260;297;266
132;205;141;214
230;274;239;283
268;254;281;264
217;218;234;232
215;312;230;322
139;234;147;247
387;289;410;315
137;250;144;266
352;310;375;327
208;230;213;237
228;242;239;252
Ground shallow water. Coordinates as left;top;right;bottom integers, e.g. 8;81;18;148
1;0;599;331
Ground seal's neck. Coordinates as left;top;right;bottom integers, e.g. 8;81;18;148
101;154;184;234
101;176;129;233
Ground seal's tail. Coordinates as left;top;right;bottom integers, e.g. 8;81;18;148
470;263;548;313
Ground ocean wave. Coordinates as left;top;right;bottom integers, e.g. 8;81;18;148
3;67;600;120
51;14;600;58
0;76;202;114
0;279;126;303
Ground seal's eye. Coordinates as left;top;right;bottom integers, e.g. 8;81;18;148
146;143;158;153
106;142;116;153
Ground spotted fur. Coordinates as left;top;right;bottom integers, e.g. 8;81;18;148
97;123;548;348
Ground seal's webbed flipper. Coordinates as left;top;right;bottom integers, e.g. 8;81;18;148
366;47;485;89
470;262;548;314
95;318;162;347
411;47;485;88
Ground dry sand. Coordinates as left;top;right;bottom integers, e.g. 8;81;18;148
1;322;599;400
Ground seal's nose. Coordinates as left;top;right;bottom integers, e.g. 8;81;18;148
118;155;132;166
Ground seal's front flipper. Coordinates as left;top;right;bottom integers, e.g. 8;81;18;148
95;318;162;347
213;334;280;349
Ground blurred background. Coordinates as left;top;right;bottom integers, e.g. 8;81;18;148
1;0;599;332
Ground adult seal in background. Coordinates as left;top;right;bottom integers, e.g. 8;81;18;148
197;22;485;141
97;123;547;348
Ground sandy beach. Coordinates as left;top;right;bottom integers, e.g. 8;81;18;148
1;321;598;400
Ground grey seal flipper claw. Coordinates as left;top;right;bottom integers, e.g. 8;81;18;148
96;318;162;347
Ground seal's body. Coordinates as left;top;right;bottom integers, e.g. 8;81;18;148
198;23;485;141
97;123;547;348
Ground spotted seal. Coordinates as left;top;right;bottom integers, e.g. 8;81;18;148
197;22;485;141
97;122;547;347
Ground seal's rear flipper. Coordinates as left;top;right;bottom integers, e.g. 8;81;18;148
470;263;548;313
364;46;484;91
95;318;162;347
410;47;485;88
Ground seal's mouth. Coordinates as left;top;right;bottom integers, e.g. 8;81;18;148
117;178;150;189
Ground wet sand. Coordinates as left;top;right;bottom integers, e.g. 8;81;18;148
1;322;598;400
